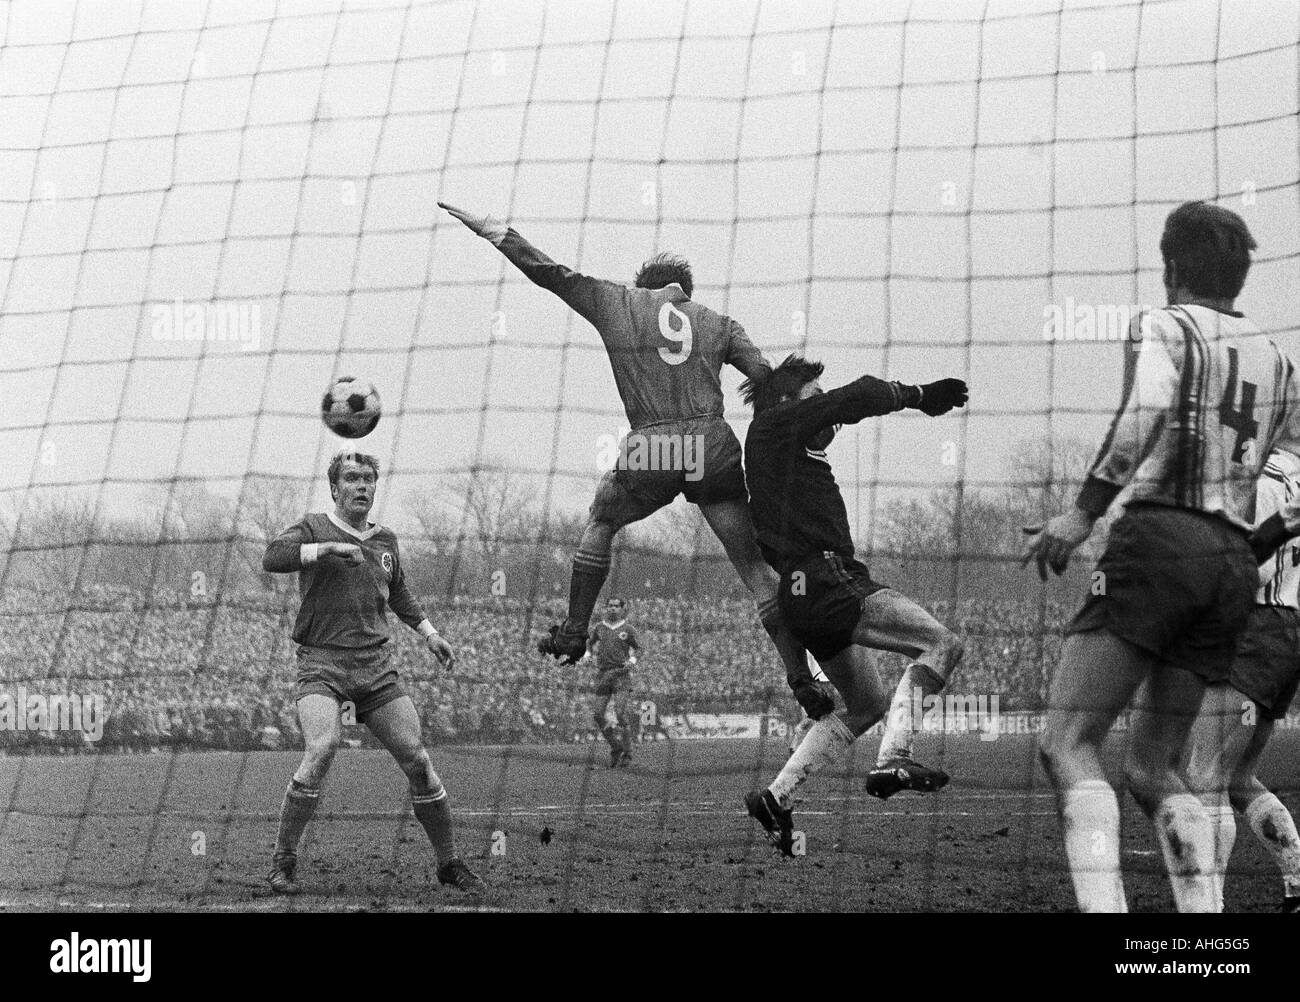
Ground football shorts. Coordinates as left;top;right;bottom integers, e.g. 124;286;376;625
777;551;887;662
1229;605;1300;720
589;415;748;524
294;643;407;721
1067;502;1257;682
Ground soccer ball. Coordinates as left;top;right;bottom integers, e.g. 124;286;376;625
321;376;381;439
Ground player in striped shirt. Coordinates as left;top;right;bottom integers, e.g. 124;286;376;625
440;201;832;722
583;597;640;768
1185;449;1300;912
1024;201;1300;912
260;451;485;897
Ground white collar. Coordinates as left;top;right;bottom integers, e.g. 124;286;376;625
328;510;380;541
602;619;627;630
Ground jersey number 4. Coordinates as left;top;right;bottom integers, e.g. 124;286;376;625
657;302;693;365
1218;346;1258;463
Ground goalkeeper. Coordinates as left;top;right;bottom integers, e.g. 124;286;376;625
440;201;834;721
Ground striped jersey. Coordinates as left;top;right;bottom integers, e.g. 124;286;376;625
1257;450;1300;609
494;228;770;429
1081;304;1300;533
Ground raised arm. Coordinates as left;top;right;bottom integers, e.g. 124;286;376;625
439;202;624;328
782;375;968;445
725;320;771;383
262;520;311;573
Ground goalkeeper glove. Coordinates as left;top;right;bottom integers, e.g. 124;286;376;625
438;201;508;246
909;378;969;417
1249;512;1290;564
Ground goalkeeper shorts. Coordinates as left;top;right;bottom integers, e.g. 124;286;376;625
294;644;407;722
777;552;887;662
589;415;747;524
1228;605;1300;720
1067;502;1256;682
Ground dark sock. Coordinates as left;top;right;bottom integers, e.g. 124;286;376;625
619;724;632;756
601;725;621;753
568;549;611;630
412;793;456;869
275;779;320;858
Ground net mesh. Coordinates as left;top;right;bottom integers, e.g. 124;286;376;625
1;0;1298;911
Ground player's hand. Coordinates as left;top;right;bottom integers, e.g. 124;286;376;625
325;542;364;565
438;201;507;243
425;633;455;669
915;378;968;417
1020;509;1095;581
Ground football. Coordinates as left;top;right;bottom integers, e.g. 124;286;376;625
321;376;381;439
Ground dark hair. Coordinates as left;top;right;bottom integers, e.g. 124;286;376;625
606;596;628;609
327;451;380;489
740;354;825;413
634;252;693;299
1159;201;1256;299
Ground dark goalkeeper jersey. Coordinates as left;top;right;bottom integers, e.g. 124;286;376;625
495;228;770;429
262;512;426;650
745;376;912;575
590;620;639;675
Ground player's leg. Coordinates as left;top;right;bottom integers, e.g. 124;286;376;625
539;471;661;663
1231;719;1300;910
270;692;341;893
612;679;634;766
1125;662;1220;912
1038;628;1152;913
697;499;831;719
851;588;964;794
364;694;485;894
592;688;623;767
747;644;890;854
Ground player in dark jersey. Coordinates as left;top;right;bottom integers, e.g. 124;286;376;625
1184;450;1300;912
584;597;640;768
1024;201;1300;912
439;201;830;722
260;451;485;897
737;356;969;853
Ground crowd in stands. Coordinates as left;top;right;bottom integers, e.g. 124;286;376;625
0;585;1069;754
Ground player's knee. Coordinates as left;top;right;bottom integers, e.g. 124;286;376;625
403;748;442;797
933;629;964;679
303;731;340;768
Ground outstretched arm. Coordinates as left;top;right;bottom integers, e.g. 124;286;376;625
783;375;968;444
440;202;624;328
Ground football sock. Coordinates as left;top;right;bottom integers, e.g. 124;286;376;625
768;714;853;809
1202;799;1236;906
618;723;632;756
758;599;813;691
567;549;611;630
601;724;621;753
1244;791;1300;898
1060;780;1126;913
412;784;457;869
876;662;944;764
1153;793;1219;913
274;778;320;859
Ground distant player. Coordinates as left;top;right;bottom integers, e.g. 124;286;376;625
1185;449;1300;912
439;201;833;722
261;451;486;897
1024;201;1300;912
584;597;639;768
738;356;969;853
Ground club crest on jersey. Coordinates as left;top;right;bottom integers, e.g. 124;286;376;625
380;552;393;576
618;631;628;641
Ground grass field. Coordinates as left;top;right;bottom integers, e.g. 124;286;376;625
1;729;1297;913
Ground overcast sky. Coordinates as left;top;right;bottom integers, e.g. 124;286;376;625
1;0;1297;545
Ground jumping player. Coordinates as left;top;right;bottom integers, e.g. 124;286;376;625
261;451;486;897
1185;449;1300;912
585;596;639;768
738;356;969;853
1024;201;1300;912
438;201;834;722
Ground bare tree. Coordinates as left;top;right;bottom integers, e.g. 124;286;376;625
10;492;101;593
241;475;309;592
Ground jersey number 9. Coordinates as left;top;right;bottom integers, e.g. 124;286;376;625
657;302;693;366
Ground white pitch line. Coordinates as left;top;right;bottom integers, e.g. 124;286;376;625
0;899;513;913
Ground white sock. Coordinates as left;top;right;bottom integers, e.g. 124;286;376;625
769;714;853;809
1061;780;1127;913
1153;794;1219;913
1202;801;1236;909
876;663;942;764
1244;792;1300;898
